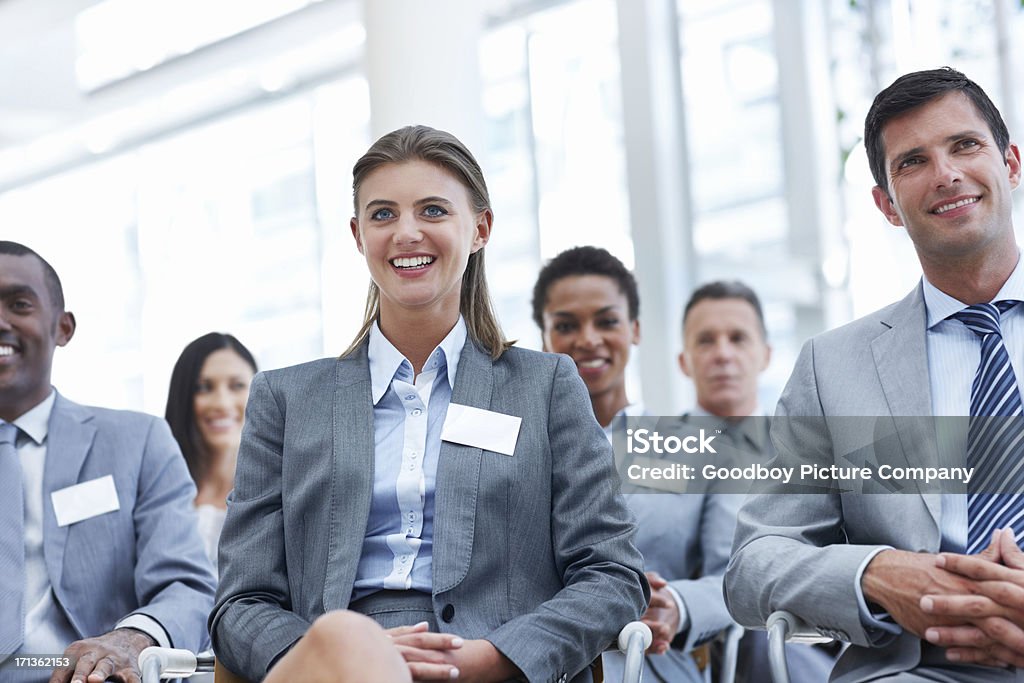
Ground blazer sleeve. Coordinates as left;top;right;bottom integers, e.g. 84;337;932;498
209;371;311;678
668;492;742;652
723;339;887;647
126;417;217;652
484;355;650;681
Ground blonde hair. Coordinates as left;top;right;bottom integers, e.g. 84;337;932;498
342;125;512;360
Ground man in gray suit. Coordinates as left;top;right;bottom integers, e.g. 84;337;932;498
725;68;1024;681
0;241;216;683
679;281;833;682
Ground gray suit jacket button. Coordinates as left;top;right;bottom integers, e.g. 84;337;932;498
441;603;455;623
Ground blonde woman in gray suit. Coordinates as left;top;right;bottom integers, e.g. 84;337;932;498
210;126;648;683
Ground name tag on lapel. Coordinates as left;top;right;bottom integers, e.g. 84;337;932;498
441;403;521;456
51;475;120;527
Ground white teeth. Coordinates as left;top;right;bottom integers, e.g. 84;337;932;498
0;346;13;356
578;359;606;368
391;256;435;268
934;197;979;214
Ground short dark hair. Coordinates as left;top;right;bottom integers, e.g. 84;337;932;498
165;332;257;485
683;280;766;338
0;241;66;311
531;246;640;328
865;67;1010;194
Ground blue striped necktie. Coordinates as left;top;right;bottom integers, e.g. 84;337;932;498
952;301;1024;554
0;421;24;657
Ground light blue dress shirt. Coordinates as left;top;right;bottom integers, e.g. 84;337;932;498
856;252;1024;640
351;317;466;601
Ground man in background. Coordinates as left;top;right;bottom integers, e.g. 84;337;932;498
0;240;214;682
680;280;833;682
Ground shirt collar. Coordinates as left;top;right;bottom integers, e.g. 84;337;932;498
616;402;646;419
686;404;766;418
923;249;1024;329
368;317;467;405
12;389;56;446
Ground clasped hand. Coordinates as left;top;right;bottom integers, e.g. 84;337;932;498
640;571;681;655
386;623;517;682
865;528;1024;668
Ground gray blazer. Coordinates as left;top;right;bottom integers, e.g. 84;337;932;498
724;284;955;682
44;394;215;651
210;338;649;683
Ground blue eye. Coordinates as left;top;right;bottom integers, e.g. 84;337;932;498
371;207;395;220
423;205;448;218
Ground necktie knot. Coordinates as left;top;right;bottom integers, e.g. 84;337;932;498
952;300;1019;338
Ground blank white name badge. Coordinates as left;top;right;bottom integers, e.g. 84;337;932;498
441;404;522;456
51;475;121;527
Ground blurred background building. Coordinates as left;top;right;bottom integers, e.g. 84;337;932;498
1;0;1023;415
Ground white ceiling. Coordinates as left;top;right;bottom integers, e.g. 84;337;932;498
0;0;362;190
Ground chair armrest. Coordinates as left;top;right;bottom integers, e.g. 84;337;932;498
138;647;215;683
616;622;652;683
765;611;833;683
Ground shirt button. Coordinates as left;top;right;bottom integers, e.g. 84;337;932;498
405;394;415;401
412;409;422;416
441;604;455;623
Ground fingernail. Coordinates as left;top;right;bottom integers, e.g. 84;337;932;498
921;597;934;612
947;650;961;661
415;621;429;628
925;628;939;643
935;555;947;567
451;637;464;647
449;667;460;679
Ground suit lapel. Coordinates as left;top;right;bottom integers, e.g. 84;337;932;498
870;283;942;529
42;394;97;608
323;343;376;611
432;339;492;594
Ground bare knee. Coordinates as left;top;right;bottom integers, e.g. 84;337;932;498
306;610;382;655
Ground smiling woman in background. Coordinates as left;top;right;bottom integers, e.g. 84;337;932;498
532;246;740;683
165;332;257;565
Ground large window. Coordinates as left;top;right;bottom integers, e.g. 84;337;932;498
482;0;632;352
0;76;370;414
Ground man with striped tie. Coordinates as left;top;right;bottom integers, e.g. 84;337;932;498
725;67;1024;681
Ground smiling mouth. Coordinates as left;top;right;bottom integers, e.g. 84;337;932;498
0;345;16;357
577;359;608;369
390;256;435;269
204;418;240;431
932;196;980;214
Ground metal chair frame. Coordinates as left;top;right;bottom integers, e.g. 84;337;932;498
764;610;833;683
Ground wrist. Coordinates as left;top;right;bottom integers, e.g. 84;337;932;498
112;627;158;649
861;549;898;609
465;640;519;682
